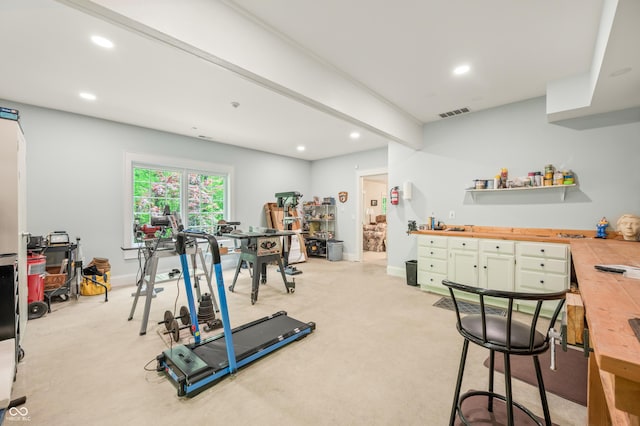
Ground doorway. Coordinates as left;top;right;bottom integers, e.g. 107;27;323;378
358;171;388;264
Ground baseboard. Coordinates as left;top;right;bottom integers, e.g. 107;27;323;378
387;265;404;277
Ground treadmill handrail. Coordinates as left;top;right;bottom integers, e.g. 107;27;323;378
175;231;221;265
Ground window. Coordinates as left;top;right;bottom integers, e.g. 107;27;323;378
186;172;226;231
124;153;233;254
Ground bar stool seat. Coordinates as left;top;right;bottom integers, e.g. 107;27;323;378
442;280;567;426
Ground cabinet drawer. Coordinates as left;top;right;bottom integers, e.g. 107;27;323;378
418;235;448;249
418;247;447;260
418;271;447;291
479;239;515;255
517;270;568;292
517;257;568;274
449;238;478;251
418;258;447;274
516;242;568;260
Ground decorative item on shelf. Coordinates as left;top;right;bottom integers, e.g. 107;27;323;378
563;170;575;185
322;197;335;205
500;168;508;188
596;217;609;238
534;171;542;186
554;171;564;185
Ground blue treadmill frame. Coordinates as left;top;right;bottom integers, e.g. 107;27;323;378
156;231;315;397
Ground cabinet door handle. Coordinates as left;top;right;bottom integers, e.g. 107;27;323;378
474;265;477;268
462;242;466;246
540;249;545;253
430;251;434;255
540;263;545;267
540;280;544;284
483;266;487;269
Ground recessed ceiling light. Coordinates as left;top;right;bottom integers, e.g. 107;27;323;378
79;92;97;101
91;35;114;49
350;131;361;139
297;145;306;152
453;64;470;75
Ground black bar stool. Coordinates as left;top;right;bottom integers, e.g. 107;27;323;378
442;280;567;426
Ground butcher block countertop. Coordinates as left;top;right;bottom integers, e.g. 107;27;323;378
412;225;604;244
570;239;640;425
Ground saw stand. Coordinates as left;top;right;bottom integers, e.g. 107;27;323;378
128;239;219;335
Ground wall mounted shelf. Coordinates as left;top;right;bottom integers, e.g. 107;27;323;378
466;184;577;202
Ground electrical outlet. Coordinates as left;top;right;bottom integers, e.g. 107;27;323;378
449;210;455;219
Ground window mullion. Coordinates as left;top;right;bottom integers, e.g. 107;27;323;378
182;169;189;231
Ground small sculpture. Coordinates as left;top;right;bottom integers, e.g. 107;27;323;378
617;214;640;241
596;217;609;239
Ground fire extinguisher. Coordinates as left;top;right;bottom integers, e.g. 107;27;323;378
390;186;399;205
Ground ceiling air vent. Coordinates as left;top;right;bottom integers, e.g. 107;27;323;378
438;107;470;119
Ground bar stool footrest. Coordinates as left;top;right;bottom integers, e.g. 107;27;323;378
457;390;544;426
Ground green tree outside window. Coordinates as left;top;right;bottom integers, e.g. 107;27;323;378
133;166;226;237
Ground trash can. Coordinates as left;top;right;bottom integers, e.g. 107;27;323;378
405;260;418;286
327;240;343;261
27;254;46;303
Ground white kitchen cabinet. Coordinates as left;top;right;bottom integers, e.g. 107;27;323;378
448;237;478;287
418;234;570;316
417;235;448;294
479;240;515;291
515;241;571;314
479;240;515;308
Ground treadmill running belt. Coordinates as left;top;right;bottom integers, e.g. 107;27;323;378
192;314;309;371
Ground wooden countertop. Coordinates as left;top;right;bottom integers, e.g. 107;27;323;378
412;225;601;244
570;239;640;424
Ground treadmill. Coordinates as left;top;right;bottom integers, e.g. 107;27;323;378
156;231;315;397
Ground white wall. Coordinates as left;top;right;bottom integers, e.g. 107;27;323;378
309;148;388;259
386;96;640;275
3;99;311;283
9;95;638;282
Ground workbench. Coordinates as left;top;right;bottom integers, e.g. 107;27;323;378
570;239;640;425
224;231;296;304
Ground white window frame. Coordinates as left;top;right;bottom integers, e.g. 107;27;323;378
122;152;234;259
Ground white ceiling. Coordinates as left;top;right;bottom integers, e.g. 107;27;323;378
0;0;637;161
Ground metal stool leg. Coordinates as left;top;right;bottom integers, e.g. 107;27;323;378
488;349;495;412
450;339;469;426
533;354;552;425
503;353;514;426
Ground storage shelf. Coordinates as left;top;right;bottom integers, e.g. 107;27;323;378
466;184;576;201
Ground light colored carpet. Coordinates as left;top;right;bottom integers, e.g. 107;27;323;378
11;257;586;425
